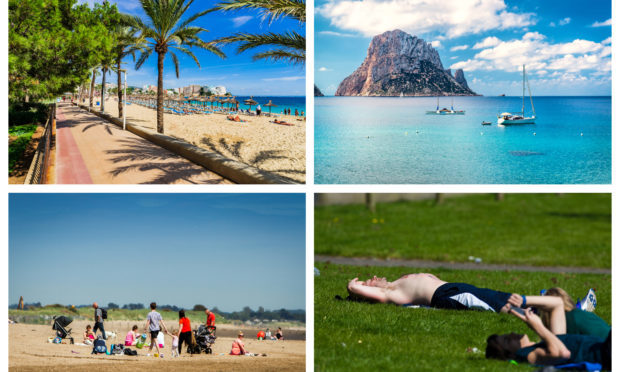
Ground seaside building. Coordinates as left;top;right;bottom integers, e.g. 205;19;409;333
182;84;202;97
210;86;227;95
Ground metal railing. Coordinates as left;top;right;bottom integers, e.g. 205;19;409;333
24;103;56;184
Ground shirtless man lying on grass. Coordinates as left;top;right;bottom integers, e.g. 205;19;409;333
347;273;563;314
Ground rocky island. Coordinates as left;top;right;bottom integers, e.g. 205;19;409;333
314;84;324;97
336;29;478;96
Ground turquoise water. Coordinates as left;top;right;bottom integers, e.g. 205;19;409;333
236;96;306;115
315;96;610;184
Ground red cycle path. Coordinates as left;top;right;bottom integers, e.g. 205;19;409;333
53;103;231;184
55;106;93;184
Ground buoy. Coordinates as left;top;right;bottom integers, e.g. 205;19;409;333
533;132;536;136
480;132;483;135
580;133;583;136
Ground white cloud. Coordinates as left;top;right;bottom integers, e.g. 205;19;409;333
473;36;501;49
592;19;612;27
450;45;469;51
318;30;358;37
316;0;534;38
232;16;252;27
601;37;611;45
262;76;305;82
559;17;571;26
450;32;611;76
318;67;333;72
431;40;442;48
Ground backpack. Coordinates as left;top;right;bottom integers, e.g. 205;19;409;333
124;348;138;356
101;308;108;320
92;339;107;354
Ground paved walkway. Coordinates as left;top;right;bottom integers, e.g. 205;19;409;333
314;255;611;274
55;103;231;184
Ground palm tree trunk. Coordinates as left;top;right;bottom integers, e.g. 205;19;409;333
100;67;107;112
117;59;123;118
156;51;165;133
90;70;96;108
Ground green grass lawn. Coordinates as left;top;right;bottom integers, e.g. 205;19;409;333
314;263;611;371
315;194;610;268
9;123;38;174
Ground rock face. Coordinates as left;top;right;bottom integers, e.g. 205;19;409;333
454;69;469;90
314;84;324;97
335;30;477;96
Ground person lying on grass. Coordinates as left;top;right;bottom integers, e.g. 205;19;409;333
346;273;570;313
539;287;609;339
486;307;611;369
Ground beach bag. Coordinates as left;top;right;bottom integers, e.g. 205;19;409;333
111;344;124;355
124;348;138;356
92;339;107;354
101;308;108;320
157;331;165;348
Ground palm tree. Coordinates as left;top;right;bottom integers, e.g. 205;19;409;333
211;0;305;64
89;69;100;108
132;0;225;134
113;19;146;118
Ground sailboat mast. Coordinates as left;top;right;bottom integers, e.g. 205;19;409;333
522;64;525;116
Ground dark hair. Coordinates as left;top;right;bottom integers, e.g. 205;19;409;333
486;333;524;360
132;325;138;331
150;302;157;310
179;310;185;319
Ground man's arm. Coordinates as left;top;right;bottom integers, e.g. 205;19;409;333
347;278;389;303
160;319;167;333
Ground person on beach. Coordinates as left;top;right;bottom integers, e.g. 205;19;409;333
486;307;611;369
168;328;180;357
176;310;192;355
276;327;283;340
125;325;139;346
346;273;530;313
265;328;272;340
92;303;106;340
256;104;261;116
205;308;216;328
145;302;168;357
230;331;247;355
294;109;299;116
539;287;609;338
83;324;95;345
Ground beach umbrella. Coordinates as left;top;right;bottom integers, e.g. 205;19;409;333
229;98;239;111
264;100;278;114
244;96;258;111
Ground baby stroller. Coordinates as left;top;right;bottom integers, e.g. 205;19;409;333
52;316;74;344
188;325;216;354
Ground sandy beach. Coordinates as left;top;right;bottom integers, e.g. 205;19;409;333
99;100;306;183
10;320;305;371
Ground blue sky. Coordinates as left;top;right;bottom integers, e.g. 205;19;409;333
9;194;306;312
315;0;611;96
80;0;305;96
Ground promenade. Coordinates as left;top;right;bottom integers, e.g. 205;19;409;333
54;103;231;184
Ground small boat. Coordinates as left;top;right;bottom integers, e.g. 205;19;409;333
426;97;465;115
497;65;536;125
400;92;404;97
481;121;491;125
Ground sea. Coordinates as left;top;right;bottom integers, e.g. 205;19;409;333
315;96;611;184
236;96;306;115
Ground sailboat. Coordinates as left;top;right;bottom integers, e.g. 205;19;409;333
497;65;536;125
400;92;404;97
426;97;465;115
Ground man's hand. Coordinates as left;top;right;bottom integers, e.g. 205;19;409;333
347;278;360;291
507;293;524;308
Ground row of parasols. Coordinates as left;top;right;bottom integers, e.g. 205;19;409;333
126;95;280;114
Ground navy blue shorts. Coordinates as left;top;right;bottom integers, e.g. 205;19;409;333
430;283;511;312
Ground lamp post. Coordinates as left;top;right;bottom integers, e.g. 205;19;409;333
120;69;127;130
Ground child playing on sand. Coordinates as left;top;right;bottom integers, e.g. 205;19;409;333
125;325;139;346
168;329;179;358
83;325;95;345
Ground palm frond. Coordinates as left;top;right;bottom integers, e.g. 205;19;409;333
169;51;180;78
135;47;154;70
171;46;201;68
213;31;305;62
212;0;305;23
252;49;305;64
